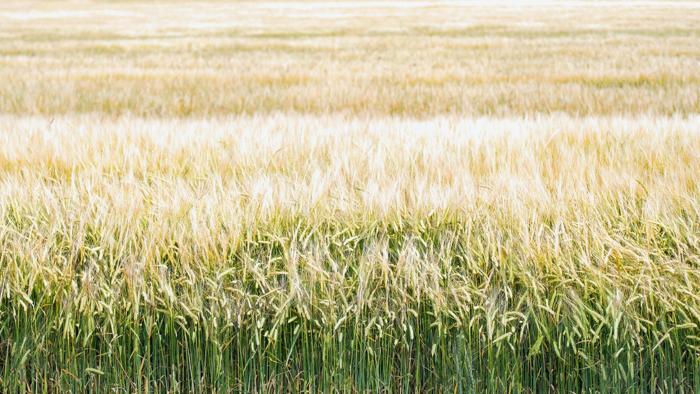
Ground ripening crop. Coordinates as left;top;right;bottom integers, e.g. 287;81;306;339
1;1;700;392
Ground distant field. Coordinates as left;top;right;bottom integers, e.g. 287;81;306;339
1;1;700;393
1;1;700;116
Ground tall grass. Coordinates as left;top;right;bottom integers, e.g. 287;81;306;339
1;115;699;391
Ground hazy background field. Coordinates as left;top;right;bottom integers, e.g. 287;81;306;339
1;1;700;116
2;1;700;392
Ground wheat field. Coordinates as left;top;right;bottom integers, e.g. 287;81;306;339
2;1;700;392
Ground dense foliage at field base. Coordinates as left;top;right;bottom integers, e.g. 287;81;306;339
3;307;699;392
2;216;700;392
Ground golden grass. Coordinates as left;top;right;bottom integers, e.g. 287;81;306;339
2;114;700;390
2;114;700;313
2;1;700;391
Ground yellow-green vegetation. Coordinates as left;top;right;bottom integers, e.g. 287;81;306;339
1;1;700;392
